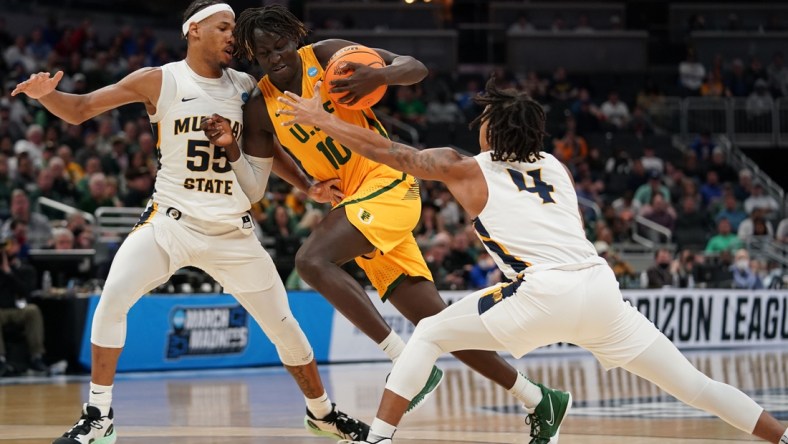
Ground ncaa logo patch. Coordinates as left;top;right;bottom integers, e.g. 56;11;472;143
358;208;374;224
307;66;318;77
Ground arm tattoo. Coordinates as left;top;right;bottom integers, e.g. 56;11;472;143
388;142;450;174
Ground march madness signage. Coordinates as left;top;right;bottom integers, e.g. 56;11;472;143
167;305;249;359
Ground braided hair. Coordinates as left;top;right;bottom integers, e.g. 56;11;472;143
234;5;308;62
470;77;548;163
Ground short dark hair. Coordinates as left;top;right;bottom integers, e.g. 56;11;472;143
182;0;227;39
234;5;308;61
470;77;547;163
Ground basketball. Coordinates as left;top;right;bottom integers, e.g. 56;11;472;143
324;45;387;110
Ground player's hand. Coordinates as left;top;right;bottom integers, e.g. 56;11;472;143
200;114;235;148
277;82;326;127
328;61;384;107
308;178;344;205
11;71;64;99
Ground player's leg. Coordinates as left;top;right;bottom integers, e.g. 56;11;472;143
294;208;393;344
55;224;173;444
622;335;787;443
381;239;546;415
579;265;787;443
205;232;368;442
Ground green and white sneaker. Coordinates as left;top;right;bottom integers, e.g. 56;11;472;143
406;365;443;414
524;383;572;444
53;404;116;444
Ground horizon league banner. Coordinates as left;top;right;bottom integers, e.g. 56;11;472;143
327;289;788;362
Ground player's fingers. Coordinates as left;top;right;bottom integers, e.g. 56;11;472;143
280;118;296;126
329;85;351;93
277;108;296;116
282;91;301;102
337;61;361;74
52;70;64;83
324;178;341;187
313;81;322;95
337;93;357;104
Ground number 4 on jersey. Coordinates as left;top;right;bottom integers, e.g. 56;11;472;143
507;168;556;204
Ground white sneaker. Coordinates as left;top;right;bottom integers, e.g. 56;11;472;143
304;403;369;441
53;403;116;444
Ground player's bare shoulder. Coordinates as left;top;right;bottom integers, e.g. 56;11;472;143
120;67;163;111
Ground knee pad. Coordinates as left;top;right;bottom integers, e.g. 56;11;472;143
270;316;314;367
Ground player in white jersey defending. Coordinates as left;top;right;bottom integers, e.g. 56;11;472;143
277;78;788;444
11;2;368;444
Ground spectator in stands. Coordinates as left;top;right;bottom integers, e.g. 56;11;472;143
395;84;427;135
572;88;602;134
730;249;763;289
469;252;502;289
442;230;475;290
29;166;74;216
55;145;83;185
627;106;655;137
0;103;25;142
600;91;630;130
700;69;728;97
699;170;723;208
101;135;128;176
77;173;114;215
679;48;705;96
715;192;747;231
415;202;444;246
548;66;577;101
423;231;452;290
745;78;774;118
604;146;632;197
508;14;536;33
552;116;587;166
455;78;483;119
744;183;779;218
594;240;637;287
434;188;462;232
777;218;788;243
738;208;774;241
674;195;709;251
51;227;75;250
767;51;788;97
745;57;769;91
425;90;464;126
0;154;12;212
640;146;664;174
550;14;567;32
12;152;37;194
634;169;670;206
725;58;749;97
574;14;595;33
121;166;152;208
706;147;738;184
705;218;741;254
671;249;698;288
0;234;46;376
641;193;676;232
13;124;44;168
644;248;674;288
1;189;51;249
74;224;95;250
521;71;548;102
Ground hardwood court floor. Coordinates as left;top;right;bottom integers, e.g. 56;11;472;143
2;348;787;443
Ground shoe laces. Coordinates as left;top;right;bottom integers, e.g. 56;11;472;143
334;410;367;440
525;411;544;439
65;413;105;438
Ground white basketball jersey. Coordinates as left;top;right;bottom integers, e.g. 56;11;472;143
148;61;256;225
472;151;605;279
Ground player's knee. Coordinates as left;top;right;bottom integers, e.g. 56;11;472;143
294;249;323;275
271;316;313;366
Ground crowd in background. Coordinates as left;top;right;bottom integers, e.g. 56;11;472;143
0;12;787;301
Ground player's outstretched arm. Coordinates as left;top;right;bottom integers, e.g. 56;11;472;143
278;82;466;183
12;69;160;125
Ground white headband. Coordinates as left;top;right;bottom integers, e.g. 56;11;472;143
182;3;235;36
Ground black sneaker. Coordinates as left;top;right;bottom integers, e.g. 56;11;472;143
304;403;369;441
53;404;116;444
30;356;48;373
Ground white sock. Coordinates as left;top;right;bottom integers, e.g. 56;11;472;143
305;391;333;419
508;373;543;409
780;427;788;444
378;330;406;363
88;382;113;417
370;417;397;440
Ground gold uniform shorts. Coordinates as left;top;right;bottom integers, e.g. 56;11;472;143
337;173;433;300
